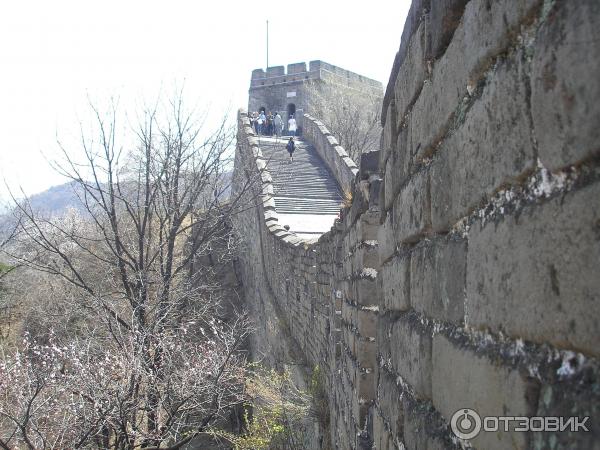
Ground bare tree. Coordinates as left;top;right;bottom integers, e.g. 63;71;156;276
304;79;382;163
0;94;258;449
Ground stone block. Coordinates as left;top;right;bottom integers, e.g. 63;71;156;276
394;20;427;125
390;318;432;400
352;244;379;274
402;402;449;450
531;0;600;170
534;382;600;450
380;253;410;312
428;0;469;58
432;334;539;450
384;127;410;212
408;0;541;161
392;169;431;244
377;315;392;366
355;275;380;307
372;407;394;450
377;212;396;264
358;209;380;242
381;100;397;166
410;237;466;324
356;308;377;338
357;338;376;369
430;49;535;231
377;370;404;440
466;181;600;356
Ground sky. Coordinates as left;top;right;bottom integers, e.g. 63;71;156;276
0;0;411;203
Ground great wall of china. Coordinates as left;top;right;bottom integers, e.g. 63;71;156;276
232;1;600;448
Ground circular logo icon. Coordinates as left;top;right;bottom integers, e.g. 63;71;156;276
451;408;482;440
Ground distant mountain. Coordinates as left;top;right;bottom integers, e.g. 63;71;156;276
0;182;83;239
27;181;84;216
0;172;233;237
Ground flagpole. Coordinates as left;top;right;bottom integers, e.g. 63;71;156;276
266;20;269;69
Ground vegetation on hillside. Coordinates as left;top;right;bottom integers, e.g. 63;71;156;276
0;94;260;449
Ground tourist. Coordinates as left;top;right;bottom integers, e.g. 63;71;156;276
253;112;260;134
288;114;297;136
258;111;266;135
286;137;295;162
274;112;283;137
267;112;274;136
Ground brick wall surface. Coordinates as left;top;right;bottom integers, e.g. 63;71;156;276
233;1;600;449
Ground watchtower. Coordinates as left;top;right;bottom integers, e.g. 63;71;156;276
248;60;382;135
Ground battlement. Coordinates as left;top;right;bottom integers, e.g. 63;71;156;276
250;60;382;89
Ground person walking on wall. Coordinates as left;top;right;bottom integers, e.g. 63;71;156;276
288;114;297;136
286;137;295;162
258;111;266;135
267;112;274;136
250;112;258;134
274;112;283;137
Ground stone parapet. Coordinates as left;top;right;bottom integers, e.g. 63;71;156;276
303;113;359;195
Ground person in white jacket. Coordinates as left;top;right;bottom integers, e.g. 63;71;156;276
287;115;297;136
274;112;283;137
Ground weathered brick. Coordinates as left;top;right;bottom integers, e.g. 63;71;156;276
392;169;431;244
409;0;541;160
410;237;466;324
357;338;377;370
380;253;410;312
432;334;539;450
377;370;403;440
390;318;432;400
402;405;449;450
356;308;377;338
351;244;379;275
381;100;397;166
531;0;600;170
372;407;394;450
428;0;469;59
355;276;380;307
534;382;600;450
430;49;535;231
466;181;600;356
358;209;380;242
384;126;411;213
377;212;396;264
394;20;428;126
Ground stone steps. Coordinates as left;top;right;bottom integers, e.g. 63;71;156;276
259;138;343;218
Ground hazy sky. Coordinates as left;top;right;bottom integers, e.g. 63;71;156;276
0;0;410;202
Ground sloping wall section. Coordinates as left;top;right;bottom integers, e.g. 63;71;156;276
232;1;600;449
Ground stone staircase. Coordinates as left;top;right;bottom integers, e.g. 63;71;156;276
258;137;343;216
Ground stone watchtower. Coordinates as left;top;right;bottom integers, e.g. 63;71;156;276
248;60;382;135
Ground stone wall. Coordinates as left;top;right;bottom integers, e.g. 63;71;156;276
303;113;359;194
233;1;600;449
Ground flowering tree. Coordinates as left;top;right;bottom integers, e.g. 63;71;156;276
0;94;258;449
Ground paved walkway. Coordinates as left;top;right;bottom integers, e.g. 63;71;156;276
257;136;342;239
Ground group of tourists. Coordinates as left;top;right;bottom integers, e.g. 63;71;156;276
250;111;297;137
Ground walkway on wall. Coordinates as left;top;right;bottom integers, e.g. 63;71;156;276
257;136;342;239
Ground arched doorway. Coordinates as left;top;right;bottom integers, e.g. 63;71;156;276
287;103;296;118
259;106;266;114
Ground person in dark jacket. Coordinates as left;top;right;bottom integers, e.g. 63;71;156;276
286;137;295;162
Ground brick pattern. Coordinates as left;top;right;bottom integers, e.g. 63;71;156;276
233;0;600;449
